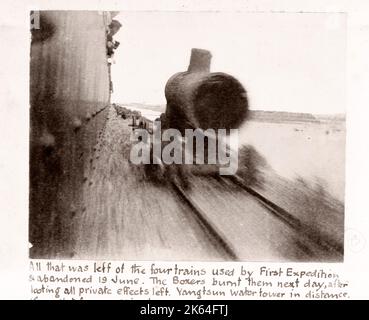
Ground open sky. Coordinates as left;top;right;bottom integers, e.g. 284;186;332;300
111;11;346;114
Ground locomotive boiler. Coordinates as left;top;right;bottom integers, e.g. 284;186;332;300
163;48;249;133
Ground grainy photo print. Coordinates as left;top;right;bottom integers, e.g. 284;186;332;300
29;10;346;262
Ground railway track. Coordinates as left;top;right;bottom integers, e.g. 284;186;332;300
171;181;239;261
225;175;343;256
170;172;343;262
124;109;343;261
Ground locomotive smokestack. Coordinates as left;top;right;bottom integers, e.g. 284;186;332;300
188;48;212;73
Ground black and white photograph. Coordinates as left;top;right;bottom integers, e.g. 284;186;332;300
28;9;347;263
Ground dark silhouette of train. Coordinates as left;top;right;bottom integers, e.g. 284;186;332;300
142;48;250;186
163;48;249;133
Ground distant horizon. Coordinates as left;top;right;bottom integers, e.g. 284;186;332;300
112;101;346;117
